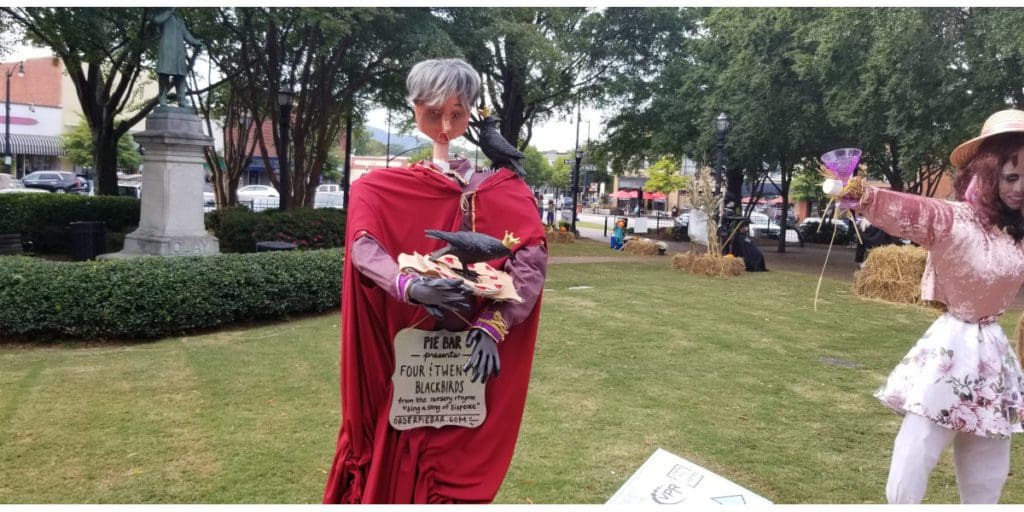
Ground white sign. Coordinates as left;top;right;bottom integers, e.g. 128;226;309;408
688;210;709;246
389;328;487;430
607;448;772;505
633;216;648;234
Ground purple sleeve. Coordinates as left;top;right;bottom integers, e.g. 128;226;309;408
471;244;548;342
350;235;415;301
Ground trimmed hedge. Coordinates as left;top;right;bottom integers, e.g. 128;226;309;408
206;207;346;253
0;193;140;233
0;248;344;340
0;194;140;253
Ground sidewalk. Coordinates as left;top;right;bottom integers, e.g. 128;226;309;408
567;226;1024;310
571;224;860;282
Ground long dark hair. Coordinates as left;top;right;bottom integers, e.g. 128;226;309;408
953;132;1024;242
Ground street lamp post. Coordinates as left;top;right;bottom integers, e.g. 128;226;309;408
570;101;583;235
713;112;731;199
4;61;24;176
571;148;584;235
277;80;294;211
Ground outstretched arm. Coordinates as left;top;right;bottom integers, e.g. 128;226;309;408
828;177;955;249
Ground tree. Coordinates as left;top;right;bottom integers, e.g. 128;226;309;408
643;157;689;194
4;7;172;195
520;145;552;187
352;125;387;156
404;145;433;165
547;155;571;190
442;8;689;151
802;8;968;194
62;119;141;172
198;8;456;209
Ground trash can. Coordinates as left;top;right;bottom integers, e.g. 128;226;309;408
256;241;298;252
69;221;107;261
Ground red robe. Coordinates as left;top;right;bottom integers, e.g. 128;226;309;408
323;164;547;503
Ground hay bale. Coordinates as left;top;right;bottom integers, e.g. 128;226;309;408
623;238;659;255
545;229;576;243
671;251;744;277
853;244;927;304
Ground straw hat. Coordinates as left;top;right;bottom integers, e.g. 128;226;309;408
950;109;1024;168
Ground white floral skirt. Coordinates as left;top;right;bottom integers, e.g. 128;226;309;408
874;313;1024;439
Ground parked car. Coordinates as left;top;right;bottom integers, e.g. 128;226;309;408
673;209;690;241
203;183;216;212
798;216;851;235
315;183;344;209
22;170;86;193
237;184;280;211
117;182;142;199
747;212;782;238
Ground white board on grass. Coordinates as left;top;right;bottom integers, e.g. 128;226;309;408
607;448;772;505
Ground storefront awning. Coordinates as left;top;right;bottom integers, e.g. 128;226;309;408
0;134;65;157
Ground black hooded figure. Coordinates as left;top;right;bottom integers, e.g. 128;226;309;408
722;219;768;272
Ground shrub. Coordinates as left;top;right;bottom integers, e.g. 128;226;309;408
0;248;344;340
0;193;140;233
0;194;140;253
206;207;346;253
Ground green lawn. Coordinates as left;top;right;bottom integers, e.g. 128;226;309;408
1;246;1022;503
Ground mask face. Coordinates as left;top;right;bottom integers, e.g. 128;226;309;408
413;95;470;145
999;148;1024;210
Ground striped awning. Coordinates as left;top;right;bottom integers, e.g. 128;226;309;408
0;134;65;157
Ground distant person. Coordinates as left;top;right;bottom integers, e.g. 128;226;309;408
546;199;555;228
671;206;679;217
723;221;767;271
610;219;626;250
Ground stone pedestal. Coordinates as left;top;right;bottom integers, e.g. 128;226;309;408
102;107;219;258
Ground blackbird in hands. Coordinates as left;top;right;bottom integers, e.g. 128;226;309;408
472;114;527;180
425;229;511;281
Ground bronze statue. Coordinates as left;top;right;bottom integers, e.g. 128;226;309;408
152;8;202;108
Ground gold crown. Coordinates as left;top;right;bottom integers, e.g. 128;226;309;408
478;105;491;118
502;231;520;249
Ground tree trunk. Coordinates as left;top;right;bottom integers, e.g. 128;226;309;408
886;141;904;192
776;155;790;254
94;128;120;196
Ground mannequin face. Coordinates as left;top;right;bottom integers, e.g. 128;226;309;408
999;147;1024;210
413;95;470;145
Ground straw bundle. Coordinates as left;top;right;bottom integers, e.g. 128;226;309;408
623;238;659;255
853;244;927;304
546;229;576;243
671;251;744;277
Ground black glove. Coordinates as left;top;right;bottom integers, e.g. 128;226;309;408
463;329;500;383
407;277;473;320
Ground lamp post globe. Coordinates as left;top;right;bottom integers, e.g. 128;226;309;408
713;112;730;198
277;79;294;211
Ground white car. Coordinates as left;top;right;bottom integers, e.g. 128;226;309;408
315;183;344;209
747;212;782;238
237;185;280;211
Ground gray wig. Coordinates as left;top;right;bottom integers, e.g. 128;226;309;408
406;58;480;109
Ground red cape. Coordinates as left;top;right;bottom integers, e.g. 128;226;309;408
323;164;547;503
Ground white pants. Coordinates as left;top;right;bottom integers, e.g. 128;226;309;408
887;412;1011;503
